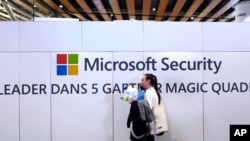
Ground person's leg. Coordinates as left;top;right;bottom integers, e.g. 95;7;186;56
144;135;154;141
130;133;145;141
130;120;147;141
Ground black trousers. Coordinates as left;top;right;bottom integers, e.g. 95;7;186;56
130;134;154;141
129;121;154;141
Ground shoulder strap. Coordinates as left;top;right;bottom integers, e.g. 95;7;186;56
130;122;145;139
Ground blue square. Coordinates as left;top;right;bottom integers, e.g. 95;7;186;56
57;65;67;75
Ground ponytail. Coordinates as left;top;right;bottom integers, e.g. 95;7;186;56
152;75;161;104
144;73;161;104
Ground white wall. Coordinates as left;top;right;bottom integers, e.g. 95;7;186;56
19;53;51;141
0;21;250;141
0;53;19;141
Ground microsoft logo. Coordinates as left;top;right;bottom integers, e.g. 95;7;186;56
56;54;78;76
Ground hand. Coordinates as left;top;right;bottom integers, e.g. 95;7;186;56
128;98;133;104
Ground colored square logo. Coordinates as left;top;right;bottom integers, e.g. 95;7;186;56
68;65;78;75
56;53;79;76
57;54;67;64
68;54;78;64
57;65;67;75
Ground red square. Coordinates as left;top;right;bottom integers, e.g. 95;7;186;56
57;54;67;64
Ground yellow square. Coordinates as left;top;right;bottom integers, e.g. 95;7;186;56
68;65;78;75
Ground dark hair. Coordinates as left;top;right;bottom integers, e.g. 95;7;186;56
144;73;161;104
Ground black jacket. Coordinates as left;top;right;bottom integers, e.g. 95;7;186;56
127;101;148;140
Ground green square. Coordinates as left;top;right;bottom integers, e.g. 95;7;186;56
68;54;78;64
